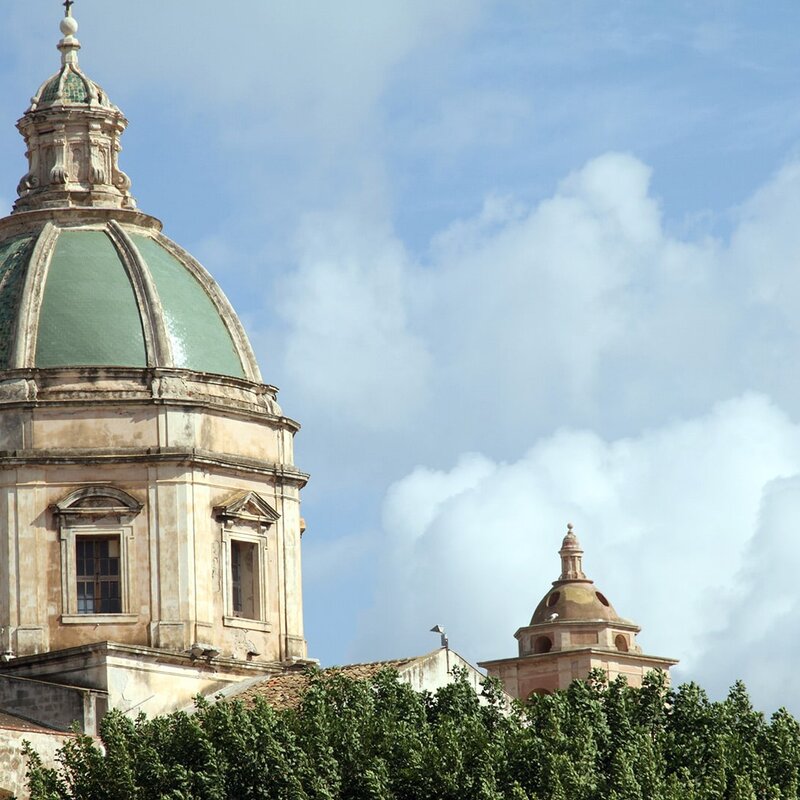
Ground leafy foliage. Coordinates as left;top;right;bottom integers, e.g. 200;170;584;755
23;667;800;799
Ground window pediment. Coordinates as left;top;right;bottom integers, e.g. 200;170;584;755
214;490;280;529
53;486;142;525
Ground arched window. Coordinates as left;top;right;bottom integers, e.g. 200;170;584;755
615;634;629;652
53;487;142;624
534;635;552;654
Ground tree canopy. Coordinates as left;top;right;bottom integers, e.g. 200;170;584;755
23;667;800;800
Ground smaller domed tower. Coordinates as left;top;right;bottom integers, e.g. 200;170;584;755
480;524;677;699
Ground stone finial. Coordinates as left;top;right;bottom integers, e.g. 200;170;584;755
558;522;587;581
12;3;136;213
59;1;81;66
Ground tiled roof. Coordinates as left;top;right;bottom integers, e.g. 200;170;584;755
233;656;422;711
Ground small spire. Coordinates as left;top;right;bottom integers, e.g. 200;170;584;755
58;0;80;66
558;522;587;581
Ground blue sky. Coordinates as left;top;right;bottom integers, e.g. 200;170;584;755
6;2;800;712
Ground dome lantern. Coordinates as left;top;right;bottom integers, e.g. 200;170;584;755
558;522;587;582
14;4;135;213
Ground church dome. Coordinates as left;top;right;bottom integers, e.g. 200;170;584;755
0;216;255;378
29;14;116;111
528;523;628;626
1;7;261;382
530;582;622;625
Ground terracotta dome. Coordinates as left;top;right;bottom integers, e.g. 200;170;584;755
530;582;623;625
528;523;631;626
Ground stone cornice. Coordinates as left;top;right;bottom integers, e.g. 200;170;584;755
514;619;641;638
0;640;287;678
0;367;299;430
0;447;310;486
0;208;162;240
479;649;679;669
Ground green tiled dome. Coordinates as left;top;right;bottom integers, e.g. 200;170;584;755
39;71;91;104
0;236;36;369
31;64;116;110
0;224;250;379
35;231;147;368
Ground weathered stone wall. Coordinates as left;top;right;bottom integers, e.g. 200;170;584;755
0;643;278;720
0;376;308;666
0;727;71;800
0;674;100;732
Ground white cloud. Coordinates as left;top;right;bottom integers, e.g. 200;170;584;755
276;214;432;430
355;393;800;712
275;150;800;460
275;151;728;455
694;476;800;710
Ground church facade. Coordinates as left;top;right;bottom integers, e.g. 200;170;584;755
0;6;310;741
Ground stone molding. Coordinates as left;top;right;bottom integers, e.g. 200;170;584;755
0;367;290;426
479;648;679;669
12;222;58;370
0;447;309;485
214;490;281;528
106;221;171;368
52;485;143;523
0;208;162;240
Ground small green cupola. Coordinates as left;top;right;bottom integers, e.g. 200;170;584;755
15;5;134;213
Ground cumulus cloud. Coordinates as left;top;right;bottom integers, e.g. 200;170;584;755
287;153;800;698
277;150;800;709
277;214;432;430
278;150;800;461
277;152;722;458
354;394;800;712
695;476;800;711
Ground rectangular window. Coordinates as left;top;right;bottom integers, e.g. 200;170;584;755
230;540;258;619
76;536;121;614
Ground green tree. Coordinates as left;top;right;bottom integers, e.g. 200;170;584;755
23;668;800;800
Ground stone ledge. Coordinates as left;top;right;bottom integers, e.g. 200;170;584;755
223;616;272;633
0;367;298;430
0;447;310;484
61;614;139;626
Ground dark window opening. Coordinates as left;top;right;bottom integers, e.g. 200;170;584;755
547;591;560;608
76;536;121;614
534;635;553;654
596;591;610;607
231;540;258;619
